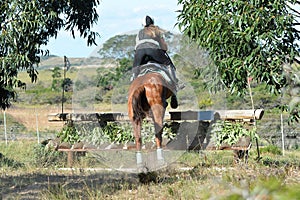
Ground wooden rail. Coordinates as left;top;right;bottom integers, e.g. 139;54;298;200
48;109;264;122
57;149;88;167
48;112;127;122
169;109;264;121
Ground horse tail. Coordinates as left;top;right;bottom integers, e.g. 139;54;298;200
129;86;146;122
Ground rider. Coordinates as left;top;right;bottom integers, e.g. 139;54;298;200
132;15;178;108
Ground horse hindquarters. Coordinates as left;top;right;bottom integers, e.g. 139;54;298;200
128;74;169;169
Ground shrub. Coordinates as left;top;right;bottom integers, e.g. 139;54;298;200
260;145;282;155
0;152;24;169
212;120;259;147
81;121;175;146
81;122;134;145
33;144;67;168
56;120;80;145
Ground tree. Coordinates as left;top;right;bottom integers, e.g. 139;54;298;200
51;66;62;91
97;35;136;59
62;78;73;92
115;58;133;79
177;0;300;121
96;58;133;90
0;0;100;109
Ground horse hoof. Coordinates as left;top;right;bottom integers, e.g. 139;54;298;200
171;95;178;109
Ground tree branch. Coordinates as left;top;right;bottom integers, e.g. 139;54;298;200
295;57;300;65
288;4;300;16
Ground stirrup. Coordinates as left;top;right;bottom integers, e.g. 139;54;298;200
130;73;136;81
177;81;185;90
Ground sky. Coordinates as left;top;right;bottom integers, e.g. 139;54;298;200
45;1;300;58
45;0;182;58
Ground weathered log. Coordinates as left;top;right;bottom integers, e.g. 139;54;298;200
216;109;264;120
48;112;128;122
169;109;264;121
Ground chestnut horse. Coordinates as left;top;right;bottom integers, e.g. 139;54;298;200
128;70;175;168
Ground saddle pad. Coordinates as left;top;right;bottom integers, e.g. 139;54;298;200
137;63;173;85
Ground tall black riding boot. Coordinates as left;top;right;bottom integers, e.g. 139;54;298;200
166;64;179;109
171;95;178;109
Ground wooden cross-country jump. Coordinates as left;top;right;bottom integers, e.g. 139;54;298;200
48;109;264;166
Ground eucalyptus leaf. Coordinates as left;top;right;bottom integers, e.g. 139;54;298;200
177;0;300;122
0;0;100;109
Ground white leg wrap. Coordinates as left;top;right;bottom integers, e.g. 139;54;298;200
156;148;164;161
136;151;143;165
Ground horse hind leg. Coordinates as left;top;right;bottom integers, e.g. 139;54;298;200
151;104;166;164
132;118;145;169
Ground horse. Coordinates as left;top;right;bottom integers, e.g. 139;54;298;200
127;64;177;169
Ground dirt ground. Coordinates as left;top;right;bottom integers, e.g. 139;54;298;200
1;169;139;199
2;163;300;200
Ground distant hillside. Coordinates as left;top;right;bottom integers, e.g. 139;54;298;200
39;30;184;70
38;55;118;70
90;30;183;59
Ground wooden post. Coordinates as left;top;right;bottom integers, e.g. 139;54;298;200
281;113;285;156
35;108;40;144
67;151;74;167
4;111;7;145
57;149;87;167
255;138;261;161
61;56;67;116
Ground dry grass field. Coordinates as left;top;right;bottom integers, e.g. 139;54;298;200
3;64;121;136
5;105;64;133
3;102;120;136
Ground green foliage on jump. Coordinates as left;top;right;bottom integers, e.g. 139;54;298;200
212;120;259;147
78;120;175;146
56;121;80;145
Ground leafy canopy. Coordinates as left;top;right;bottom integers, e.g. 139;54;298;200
177;0;300;94
0;0;100;109
177;0;300;120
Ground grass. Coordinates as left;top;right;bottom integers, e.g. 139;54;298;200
2;66;299;199
1;140;300;199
